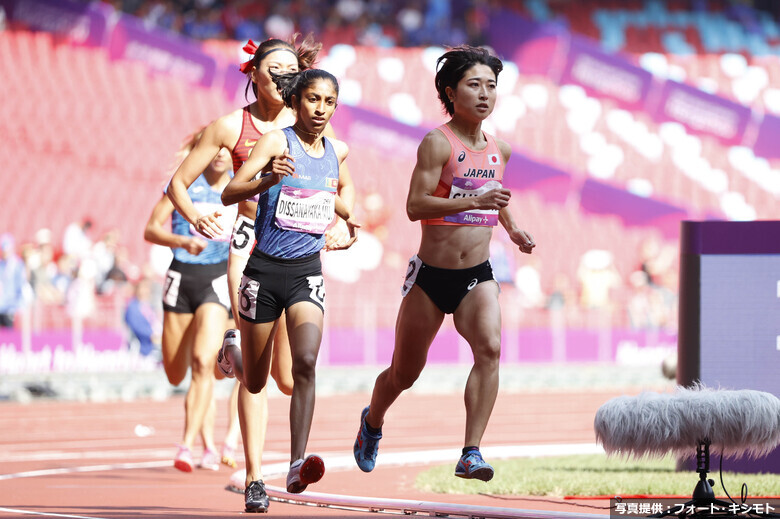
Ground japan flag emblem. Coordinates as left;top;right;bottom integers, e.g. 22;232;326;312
488;154;500;165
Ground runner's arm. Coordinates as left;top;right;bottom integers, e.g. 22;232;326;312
222;130;288;206
143;194;207;255
167;122;229;239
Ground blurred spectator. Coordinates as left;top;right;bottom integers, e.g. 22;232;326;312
0;233;28;328
66;258;98;320
577;249;621;311
233;15;264;41
546;272;575;311
489;238;515;284
51;254;77;303
93;229;121;287
264;5;295;39
182;8;227;39
23;229;61;305
627;270;662;330
514;255;545;309
63;218;94;260
124;276;162;357
630;236;678;331
105;0;494;47
637;236;676;288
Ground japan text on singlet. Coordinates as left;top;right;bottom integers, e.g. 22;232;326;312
422;124;505;227
253;126;339;259
232;106;264;203
167;174;230;264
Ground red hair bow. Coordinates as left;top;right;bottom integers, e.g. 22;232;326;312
239;39;258;73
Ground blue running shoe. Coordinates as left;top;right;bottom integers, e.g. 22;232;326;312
455;450;494;481
353;406;382;472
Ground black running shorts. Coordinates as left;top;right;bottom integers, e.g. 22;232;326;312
162;259;230;314
238;249;325;324
402;255;496;314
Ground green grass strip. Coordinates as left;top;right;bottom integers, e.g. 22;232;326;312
415;454;780;497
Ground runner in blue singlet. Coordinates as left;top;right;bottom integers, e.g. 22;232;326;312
222;67;358;495
144;136;234;473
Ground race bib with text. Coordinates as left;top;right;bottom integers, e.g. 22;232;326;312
274;185;335;234
443;178;502;226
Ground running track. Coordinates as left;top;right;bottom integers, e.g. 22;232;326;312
0;383;648;518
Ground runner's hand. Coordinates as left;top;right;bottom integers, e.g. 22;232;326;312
195;211;224;239
324;219;350;250
185;236;208;255
269;150;295;184
328;216;360;251
510;228;535;254
475;188;511;211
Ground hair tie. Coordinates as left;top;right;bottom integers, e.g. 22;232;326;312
239;39;259;73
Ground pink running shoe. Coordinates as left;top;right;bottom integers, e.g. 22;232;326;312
173;446;193;472
199;448;220;471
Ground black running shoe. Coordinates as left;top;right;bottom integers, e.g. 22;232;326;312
245;480;269;513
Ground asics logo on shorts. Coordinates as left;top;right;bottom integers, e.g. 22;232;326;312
467;278;478;290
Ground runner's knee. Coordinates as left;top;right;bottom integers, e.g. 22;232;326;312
190;352;214;378
473;338;501;366
292;351;317;384
243;373;269;394
164;366;187;386
389;364;421;392
271;369;294;395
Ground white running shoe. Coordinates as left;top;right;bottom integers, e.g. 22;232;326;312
218;329;240;378
198;448;220;471
286;454;325;493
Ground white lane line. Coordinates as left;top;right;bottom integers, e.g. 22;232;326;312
0;449;175;463
265;486;608;519
0;507;109;519
0;461;171;481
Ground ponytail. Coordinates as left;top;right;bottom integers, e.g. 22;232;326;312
242;33;324;102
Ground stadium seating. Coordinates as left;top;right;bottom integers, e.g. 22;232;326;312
0;29;231;269
0;26;694;333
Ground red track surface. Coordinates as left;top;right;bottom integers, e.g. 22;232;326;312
0;387;625;517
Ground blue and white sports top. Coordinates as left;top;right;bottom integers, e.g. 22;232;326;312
168;174;231;264
254;126;340;259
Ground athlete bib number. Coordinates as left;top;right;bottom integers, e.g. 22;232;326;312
274;186;335;234
163;270;182;307
307;275;326;305
401;255;423;297
444;179;501;226
238;276;259;321
230;215;255;259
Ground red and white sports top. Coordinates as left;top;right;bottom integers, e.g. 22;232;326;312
232;106;264;203
422;124;505;227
